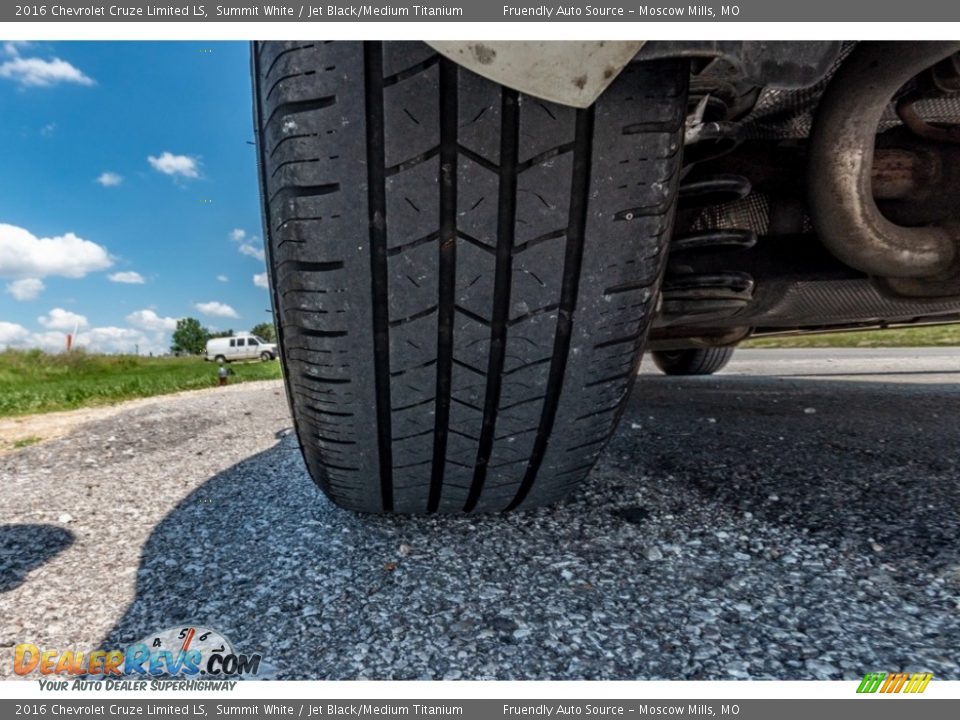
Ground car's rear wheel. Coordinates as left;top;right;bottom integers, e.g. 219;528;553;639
652;347;735;376
253;41;687;512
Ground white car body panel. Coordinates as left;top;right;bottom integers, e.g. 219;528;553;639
427;41;645;108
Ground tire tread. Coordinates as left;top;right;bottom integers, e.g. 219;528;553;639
254;41;686;512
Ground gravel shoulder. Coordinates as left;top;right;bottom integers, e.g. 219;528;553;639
1;351;958;681
0;380;283;455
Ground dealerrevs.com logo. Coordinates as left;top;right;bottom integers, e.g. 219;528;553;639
14;626;262;679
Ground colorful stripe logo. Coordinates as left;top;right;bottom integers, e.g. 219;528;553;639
857;672;933;694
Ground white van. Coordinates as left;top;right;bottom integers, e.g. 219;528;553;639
205;332;277;363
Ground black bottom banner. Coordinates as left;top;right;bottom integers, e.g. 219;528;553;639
5;699;959;720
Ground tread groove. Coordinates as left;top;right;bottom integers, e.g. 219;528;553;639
502;356;552;376
464;88;520;513
393;396;435;412
365;41;394;513
266;71;316;101
428;58;459;513
387;230;439;256
585;369;635;388
594;330;644;350
452;357;488;376
451;396;484;412
517;142;574;173
299;373;351;385
390;358;438;376
457;144;500;173
264;95;337;131
388;305;438;327
263;43;315;80
269;182;341;205
288;327;348;339
507;106;595;511
508;303;560;326
386;146;441;177
454;305;492;327
456;230;496;254
270;156;321;178
512;228;566;255
276;259;345;272
383;54;441;87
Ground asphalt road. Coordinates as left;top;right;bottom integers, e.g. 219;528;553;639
1;348;959;680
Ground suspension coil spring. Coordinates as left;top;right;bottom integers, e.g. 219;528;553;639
661;173;757;321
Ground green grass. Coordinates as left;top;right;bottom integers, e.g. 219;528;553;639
12;436;41;449
0;349;283;418
4;324;953;417
744;324;960;349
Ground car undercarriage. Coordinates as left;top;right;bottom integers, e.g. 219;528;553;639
640;41;960;352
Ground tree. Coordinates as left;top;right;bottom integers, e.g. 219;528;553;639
250;321;277;344
171;318;210;355
208;329;234;339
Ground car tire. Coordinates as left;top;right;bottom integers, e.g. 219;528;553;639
651;347;735;376
253;41;687;513
261;351;273;361
214;355;227;364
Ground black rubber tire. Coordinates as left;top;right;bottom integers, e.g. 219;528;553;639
214;355;226;364
253;41;687;513
260;351;272;361
651;347;735;376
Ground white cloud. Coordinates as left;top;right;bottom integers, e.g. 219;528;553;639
96;171;123;187
38;308;89;331
6;278;44;301
195;301;239;319
147;152;199;178
253;272;269;289
0;56;94;88
0;223;112;279
238;243;265;262
126;309;178;332
108;271;145;284
2;42;32;57
1;327;167;355
0;321;30;346
79;326;152;354
26;330;72;353
40;122;56;137
216;275;228;283
229;228;266;262
0;316;169;355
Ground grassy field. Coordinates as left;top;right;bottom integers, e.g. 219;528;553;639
744;323;960;349
0;350;283;418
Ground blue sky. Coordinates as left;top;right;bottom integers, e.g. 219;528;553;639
0;41;270;354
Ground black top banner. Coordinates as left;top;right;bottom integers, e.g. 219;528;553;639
5;0;960;22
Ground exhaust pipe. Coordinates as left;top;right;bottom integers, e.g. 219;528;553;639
808;42;960;283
